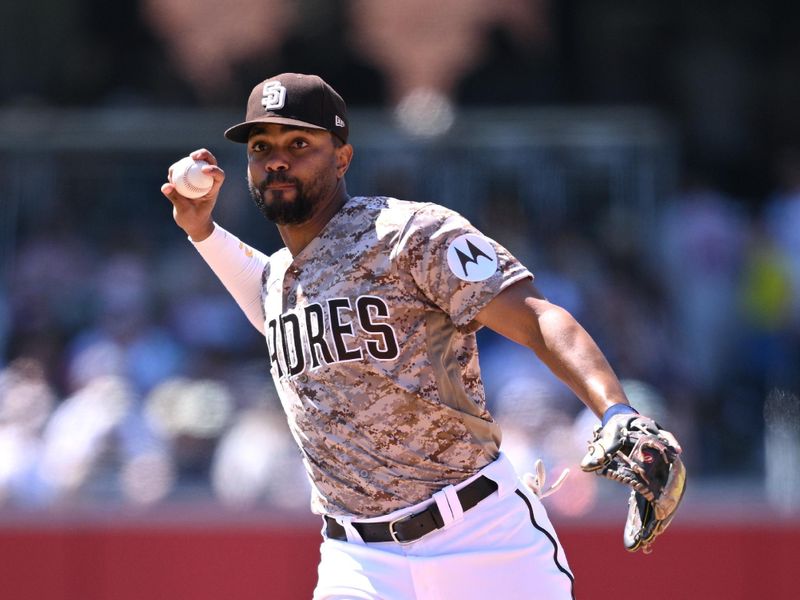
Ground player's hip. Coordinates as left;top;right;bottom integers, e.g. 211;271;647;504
322;453;570;558
316;453;574;599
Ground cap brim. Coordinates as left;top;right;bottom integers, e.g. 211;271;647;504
224;116;327;143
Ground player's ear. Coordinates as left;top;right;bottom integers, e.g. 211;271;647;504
334;142;353;179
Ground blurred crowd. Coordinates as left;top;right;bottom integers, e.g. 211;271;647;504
1;150;798;515
1;211;312;510
2;0;800;515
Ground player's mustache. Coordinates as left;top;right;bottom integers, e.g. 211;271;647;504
261;172;299;189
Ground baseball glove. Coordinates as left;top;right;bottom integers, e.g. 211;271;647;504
580;413;686;553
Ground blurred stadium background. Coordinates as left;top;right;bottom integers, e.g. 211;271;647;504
0;1;798;598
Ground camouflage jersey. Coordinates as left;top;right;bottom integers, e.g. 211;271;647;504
258;196;533;518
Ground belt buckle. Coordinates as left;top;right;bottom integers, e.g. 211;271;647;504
388;512;417;545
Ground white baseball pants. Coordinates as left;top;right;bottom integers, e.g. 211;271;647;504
313;453;574;600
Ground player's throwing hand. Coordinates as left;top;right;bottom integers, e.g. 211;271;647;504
161;148;225;242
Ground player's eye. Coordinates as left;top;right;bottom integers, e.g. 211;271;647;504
250;141;268;153
291;138;310;149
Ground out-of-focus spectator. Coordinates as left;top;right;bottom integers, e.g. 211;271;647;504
11;231;95;335
211;402;308;510
737;218;795;393
0;359;56;506
37;374;138;504
144;377;234;496
65;253;186;395
656;181;749;396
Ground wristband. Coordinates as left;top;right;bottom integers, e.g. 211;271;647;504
601;403;638;427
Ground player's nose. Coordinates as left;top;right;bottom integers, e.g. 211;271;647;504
265;151;290;172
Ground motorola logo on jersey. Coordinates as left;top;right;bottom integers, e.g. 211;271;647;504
266;295;400;378
446;234;499;282
262;81;286;110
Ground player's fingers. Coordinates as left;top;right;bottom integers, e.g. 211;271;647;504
161;182;194;209
161;182;176;201
191;168;225;201
190;147;218;166
167;152;213;182
200;163;226;186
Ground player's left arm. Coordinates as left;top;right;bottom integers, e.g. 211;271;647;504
475;278;629;419
478;278;687;552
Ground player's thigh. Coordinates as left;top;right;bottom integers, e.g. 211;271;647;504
313;538;415;600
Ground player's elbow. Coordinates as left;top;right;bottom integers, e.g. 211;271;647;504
525;300;582;356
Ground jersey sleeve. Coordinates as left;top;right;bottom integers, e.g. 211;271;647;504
190;223;269;334
398;204;533;333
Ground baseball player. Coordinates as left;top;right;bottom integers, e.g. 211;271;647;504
161;73;684;599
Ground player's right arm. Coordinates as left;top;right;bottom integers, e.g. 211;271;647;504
161;148;269;334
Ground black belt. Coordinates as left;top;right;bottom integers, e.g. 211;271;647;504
324;475;498;544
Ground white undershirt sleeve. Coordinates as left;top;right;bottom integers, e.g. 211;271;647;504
190;223;268;335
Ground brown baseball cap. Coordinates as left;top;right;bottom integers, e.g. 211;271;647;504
224;73;349;144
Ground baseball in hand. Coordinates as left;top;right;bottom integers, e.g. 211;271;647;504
170;156;214;199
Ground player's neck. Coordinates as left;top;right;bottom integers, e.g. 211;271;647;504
277;181;350;256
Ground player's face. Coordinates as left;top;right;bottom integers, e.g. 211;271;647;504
246;124;345;225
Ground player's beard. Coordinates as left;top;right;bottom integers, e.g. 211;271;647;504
248;172;314;225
